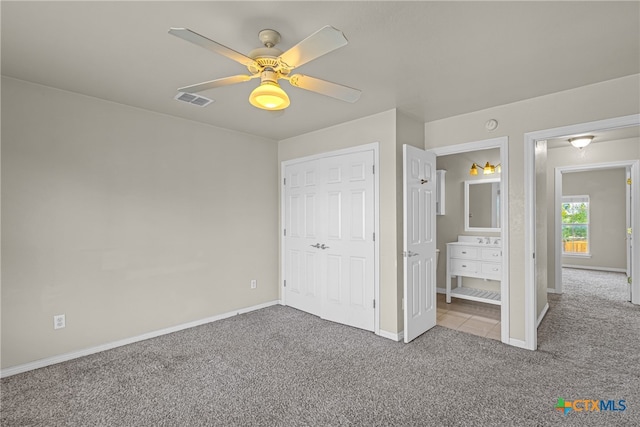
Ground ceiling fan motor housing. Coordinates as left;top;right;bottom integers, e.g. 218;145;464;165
257;29;281;48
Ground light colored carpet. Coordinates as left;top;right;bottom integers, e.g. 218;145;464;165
2;269;638;426
562;267;630;301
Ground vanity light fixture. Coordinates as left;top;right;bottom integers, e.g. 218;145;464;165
469;162;501;176
568;135;594;149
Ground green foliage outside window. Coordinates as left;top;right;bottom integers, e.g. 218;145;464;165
562;201;589;253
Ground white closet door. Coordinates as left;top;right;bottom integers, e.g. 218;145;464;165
283;149;375;332
321;151;375;331
283;160;322;316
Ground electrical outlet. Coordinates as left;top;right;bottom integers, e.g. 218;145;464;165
250;279;257;289
53;314;65;330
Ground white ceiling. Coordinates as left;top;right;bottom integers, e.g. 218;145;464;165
2;1;639;141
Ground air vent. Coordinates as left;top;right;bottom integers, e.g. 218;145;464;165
174;92;214;107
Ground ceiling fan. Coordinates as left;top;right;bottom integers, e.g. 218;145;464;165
168;25;361;111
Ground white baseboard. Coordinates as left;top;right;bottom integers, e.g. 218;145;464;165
537;302;549;328
437;287;446;294
379;329;404;342
547;287;562;294
1;300;281;378
563;264;626;273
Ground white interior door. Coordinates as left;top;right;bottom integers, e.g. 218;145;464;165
403;145;437;343
321;151;375;331
283;149;376;331
284;160;322;316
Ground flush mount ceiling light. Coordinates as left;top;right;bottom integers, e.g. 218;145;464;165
568;135;594;149
169;26;361;111
470;162;501;176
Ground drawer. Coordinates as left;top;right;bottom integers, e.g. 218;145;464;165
450;246;479;259
481;248;502;261
481;262;502;277
451;259;479;275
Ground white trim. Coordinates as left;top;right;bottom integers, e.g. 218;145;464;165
562;253;592;259
0;300;281;378
524;114;640;352
547;288;562;294
537;302;549;328
562;264;627;273
508;338;529;349
378;329;404;342
280;142;381;335
437;287;446;294
429;136;510;346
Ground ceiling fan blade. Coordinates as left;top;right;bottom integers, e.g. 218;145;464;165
287;74;361;103
278;26;348;69
169;28;257;68
178;75;253;94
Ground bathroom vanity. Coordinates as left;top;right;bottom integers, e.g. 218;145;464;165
446;236;502;305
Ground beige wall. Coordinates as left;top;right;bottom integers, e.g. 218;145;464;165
395;111;425;328
546;137;640;289
425;74;640;341
1;77;279;369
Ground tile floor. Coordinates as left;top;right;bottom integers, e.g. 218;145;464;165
436;293;501;341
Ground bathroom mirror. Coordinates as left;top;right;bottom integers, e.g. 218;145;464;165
464;178;501;232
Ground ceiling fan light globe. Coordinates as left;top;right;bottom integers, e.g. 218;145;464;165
249;81;290;110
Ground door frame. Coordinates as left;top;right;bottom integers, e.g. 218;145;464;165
280;142;380;334
554;161;638;294
429;136;510;344
524;114;640;351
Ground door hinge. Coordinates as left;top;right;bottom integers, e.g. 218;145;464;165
373;299;376;309
284;228;287;236
372;165;375;174
284;280;287;288
628;276;632;285
373;232;375;242
627;178;632;185
284;177;286;186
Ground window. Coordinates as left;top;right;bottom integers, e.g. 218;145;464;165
562;195;589;256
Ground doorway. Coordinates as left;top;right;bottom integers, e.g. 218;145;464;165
524;114;640;350
429;136;510;344
554;163;633;300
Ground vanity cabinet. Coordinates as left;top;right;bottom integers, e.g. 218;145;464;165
446;242;502;305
